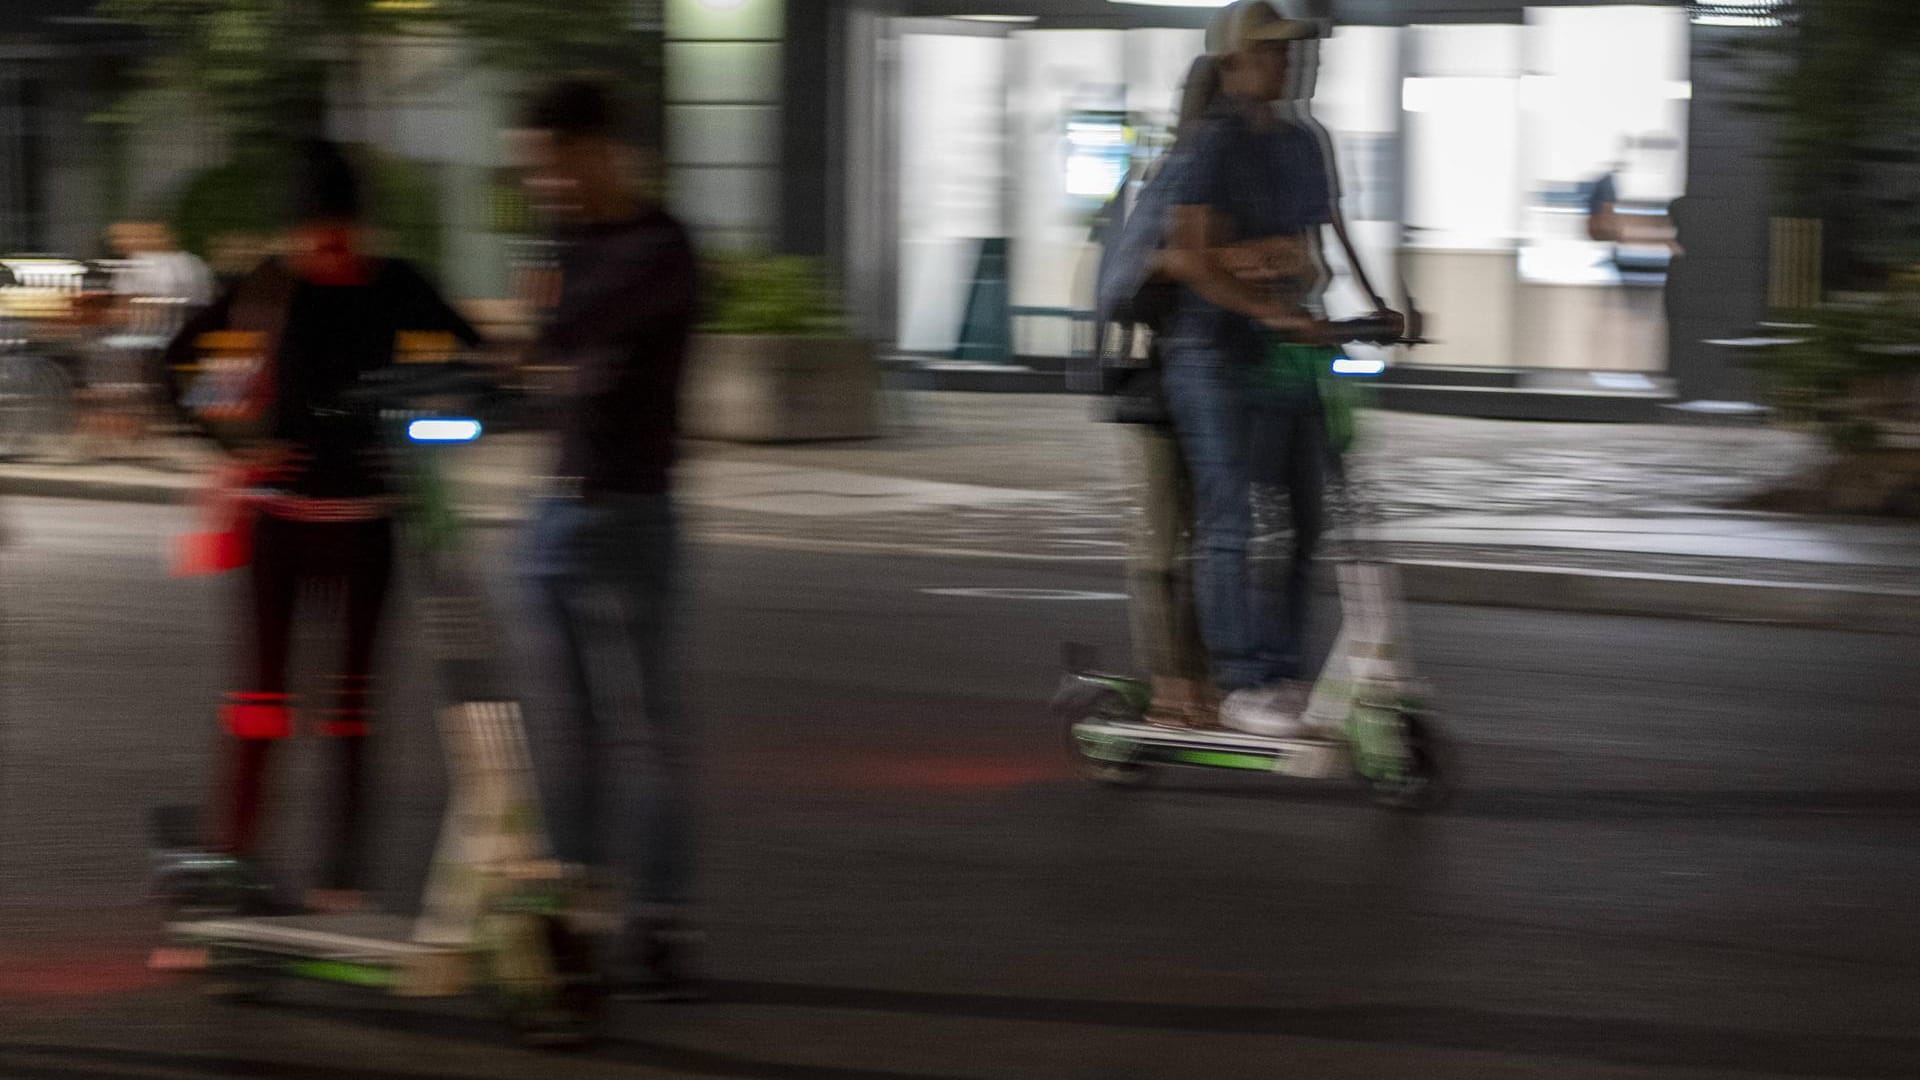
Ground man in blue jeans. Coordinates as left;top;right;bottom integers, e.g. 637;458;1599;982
1159;1;1397;736
515;80;701;998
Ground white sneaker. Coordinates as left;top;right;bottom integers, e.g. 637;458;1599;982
1220;686;1310;739
1293;683;1343;738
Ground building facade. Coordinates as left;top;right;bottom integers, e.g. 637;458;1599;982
2;0;1786;406
751;0;1788;406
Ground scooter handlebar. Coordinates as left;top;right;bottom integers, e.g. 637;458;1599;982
1322;311;1430;347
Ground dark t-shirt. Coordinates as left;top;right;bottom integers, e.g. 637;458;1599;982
1168;101;1335;351
541;208;698;498
167;258;481;499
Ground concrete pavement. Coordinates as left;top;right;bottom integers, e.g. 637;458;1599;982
2;393;1915;630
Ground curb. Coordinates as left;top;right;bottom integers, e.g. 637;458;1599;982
1395;559;1920;636
10;474;1917;634
0;473;191;506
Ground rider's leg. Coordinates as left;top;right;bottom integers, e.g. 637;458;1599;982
1163;349;1260;693
315;518;395;899
1167;438;1212;710
607;496;685;921
597;494;698;995
1129;424;1210;724
523;497;603;871
217;514;298;857
154;514;294;969
1247;390;1326;685
525;494;698;995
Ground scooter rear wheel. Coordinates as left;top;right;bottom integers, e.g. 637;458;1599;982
1363;710;1447;811
201;946;273;1004
479;908;607;1049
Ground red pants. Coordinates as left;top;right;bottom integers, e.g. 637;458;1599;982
217;513;394;890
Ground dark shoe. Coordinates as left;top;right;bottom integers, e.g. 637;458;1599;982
612;918;706;1002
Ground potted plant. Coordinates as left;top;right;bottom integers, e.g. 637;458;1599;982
1745;275;1920;516
681;255;878;442
1724;0;1920;515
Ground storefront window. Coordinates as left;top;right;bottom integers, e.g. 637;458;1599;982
896;32;1007;352
1519;5;1690;288
886;7;1693;374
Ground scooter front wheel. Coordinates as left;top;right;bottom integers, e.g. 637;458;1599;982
1059;688;1150;788
1362;710;1447;811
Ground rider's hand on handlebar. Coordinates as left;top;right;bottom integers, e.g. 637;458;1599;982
1365;309;1406;341
1258;304;1330;342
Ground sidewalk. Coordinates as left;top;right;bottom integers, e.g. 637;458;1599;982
4;392;1916;629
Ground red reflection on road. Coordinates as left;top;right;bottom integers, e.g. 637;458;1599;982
825;755;1069;791
0;947;170;999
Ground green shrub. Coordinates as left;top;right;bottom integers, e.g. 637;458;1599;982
170;143;444;271
1750;273;1920;452
700;254;843;337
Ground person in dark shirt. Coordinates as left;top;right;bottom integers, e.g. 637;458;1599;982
513;79;701;999
162;140;481;913
1157;1;1397;737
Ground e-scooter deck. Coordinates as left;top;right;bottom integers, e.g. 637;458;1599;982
172;913;460;994
1070;718;1349;779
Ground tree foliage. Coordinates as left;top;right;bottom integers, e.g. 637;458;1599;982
98;0;657;137
1724;2;1920;479
96;0;659;268
1739;0;1920;285
170;143;442;268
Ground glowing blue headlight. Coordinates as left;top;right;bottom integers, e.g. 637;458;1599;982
407;418;483;443
1331;356;1387;377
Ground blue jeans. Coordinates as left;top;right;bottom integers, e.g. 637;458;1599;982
1164;346;1327;691
522;493;687;915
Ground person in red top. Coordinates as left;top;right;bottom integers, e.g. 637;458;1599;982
164;140;481;913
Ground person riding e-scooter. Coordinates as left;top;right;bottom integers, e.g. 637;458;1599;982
161;140;482;921
1156;0;1402;737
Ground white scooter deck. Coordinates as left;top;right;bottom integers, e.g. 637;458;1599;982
167;700;554;997
173;913;473;995
1072;718;1349;779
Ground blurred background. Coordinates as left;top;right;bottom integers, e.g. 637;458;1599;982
3;1;1920;1078
0;0;1910;440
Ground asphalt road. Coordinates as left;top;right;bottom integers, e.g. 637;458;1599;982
2;497;1918;1080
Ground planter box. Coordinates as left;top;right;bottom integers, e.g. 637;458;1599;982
681;334;878;443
